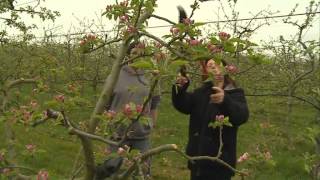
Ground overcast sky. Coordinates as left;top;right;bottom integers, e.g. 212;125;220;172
16;0;320;42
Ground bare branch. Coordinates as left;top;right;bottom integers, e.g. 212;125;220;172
217;127;223;158
61;111;119;146
84;38;122;54
0;165;37;174
121;53;154;66
139;31;190;60
246;93;320;111
150;14;176;25
5;78;38;90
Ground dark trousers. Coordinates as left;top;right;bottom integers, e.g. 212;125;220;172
190;170;231;180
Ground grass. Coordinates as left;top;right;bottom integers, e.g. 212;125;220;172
0;87;318;180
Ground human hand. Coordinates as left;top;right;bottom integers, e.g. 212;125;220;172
210;87;225;104
175;74;189;87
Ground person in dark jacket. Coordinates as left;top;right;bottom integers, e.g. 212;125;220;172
172;59;249;180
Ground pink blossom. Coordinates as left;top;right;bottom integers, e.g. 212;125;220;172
22;111;31;121
68;84;76;92
123;104;133;117
136;105;143;113
54;94;65;103
104;148;112;156
126;25;137;34
42;110;48;119
104;110;116;119
154;52;166;62
218;32;231;41
37;170;49;180
225;64;238;74
1;168;11;175
182;18;194;25
0;152;4;161
119;14;129;22
135;42;145;49
154;42;163;48
170;27;180;36
87;34;96;40
25;144;36;153
11;108;18;113
20;105;28;109
264;151;272;160
32;88;38;93
120;0;129;7
79;40;86;46
152;70;160;76
30;100;38;108
106;5;113;11
207;44;223;53
188;39;201;46
123;145;130;150
215;115;225;122
117;147;126;156
237;152;250;163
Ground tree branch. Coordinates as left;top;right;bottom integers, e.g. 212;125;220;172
61;111;119;146
84;38;122;54
246;93;320;111
150;15;176;25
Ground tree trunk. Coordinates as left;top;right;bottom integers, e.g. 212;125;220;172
81;40;132;180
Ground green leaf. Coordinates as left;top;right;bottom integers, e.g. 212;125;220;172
107;152;120;159
229;37;243;43
169;60;189;67
224;121;233;127
247;48;254;55
0;116;5;123
193;22;206;27
210;37;220;44
44;100;60;110
129;60;154;69
140;116;151;126
246;41;258;46
212;53;223;62
223;42;236;53
192;46;208;54
93;115;106;121
129;149;141;157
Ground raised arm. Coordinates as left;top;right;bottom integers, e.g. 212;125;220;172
171;78;194;115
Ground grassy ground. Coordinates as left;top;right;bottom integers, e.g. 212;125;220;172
0;89;318;180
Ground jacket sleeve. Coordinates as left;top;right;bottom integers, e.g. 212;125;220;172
220;89;249;126
171;83;193;115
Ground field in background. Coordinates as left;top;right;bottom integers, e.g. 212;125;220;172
0;86;317;180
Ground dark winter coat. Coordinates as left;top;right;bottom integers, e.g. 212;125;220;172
172;81;249;176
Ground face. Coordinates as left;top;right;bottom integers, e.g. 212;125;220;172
206;59;222;76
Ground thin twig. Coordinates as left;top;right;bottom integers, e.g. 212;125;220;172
150;15;176;25
134;0;145;27
217;126;223;158
0;166;37;174
61;111;119;146
84;38;122;54
246;93;320;111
